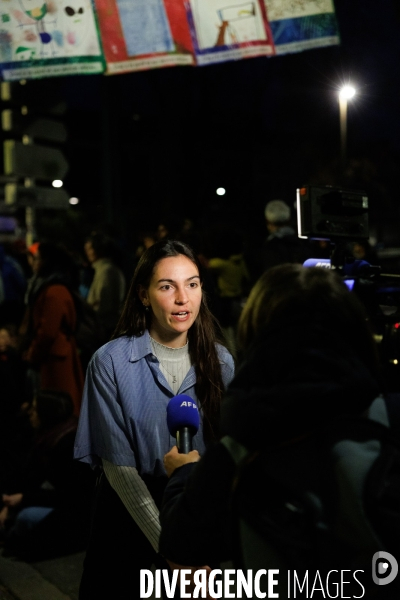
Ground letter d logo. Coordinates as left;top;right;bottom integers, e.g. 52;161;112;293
372;551;398;586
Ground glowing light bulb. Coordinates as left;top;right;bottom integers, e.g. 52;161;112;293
339;85;356;100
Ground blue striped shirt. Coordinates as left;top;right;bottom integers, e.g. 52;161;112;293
74;330;235;477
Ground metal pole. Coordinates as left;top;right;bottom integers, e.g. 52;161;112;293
24;176;36;246
339;96;347;172
25;205;35;247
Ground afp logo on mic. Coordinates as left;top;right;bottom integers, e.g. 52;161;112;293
166;395;200;433
179;400;198;410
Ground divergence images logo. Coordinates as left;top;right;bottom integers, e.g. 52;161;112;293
372;551;399;586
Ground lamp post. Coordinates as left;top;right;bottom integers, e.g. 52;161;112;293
338;85;356;170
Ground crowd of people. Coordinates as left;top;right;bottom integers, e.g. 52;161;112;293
0;200;398;599
0;231;126;559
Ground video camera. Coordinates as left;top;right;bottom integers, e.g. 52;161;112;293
296;185;400;389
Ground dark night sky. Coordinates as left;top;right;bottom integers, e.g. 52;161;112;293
25;0;400;252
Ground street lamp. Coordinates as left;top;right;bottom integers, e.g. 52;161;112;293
338;85;356;169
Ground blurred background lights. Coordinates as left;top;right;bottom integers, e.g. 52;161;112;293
69;197;79;205
216;187;226;196
52;179;63;188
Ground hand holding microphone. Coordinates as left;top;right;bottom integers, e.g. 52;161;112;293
163;445;200;477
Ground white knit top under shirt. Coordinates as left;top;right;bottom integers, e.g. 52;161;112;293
150;336;191;394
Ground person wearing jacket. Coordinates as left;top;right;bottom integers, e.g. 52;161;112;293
23;242;84;416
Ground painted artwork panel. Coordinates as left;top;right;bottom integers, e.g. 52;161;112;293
115;0;174;57
187;0;274;65
94;0;194;74
0;0;104;80
265;0;335;21
264;0;339;55
0;0;340;78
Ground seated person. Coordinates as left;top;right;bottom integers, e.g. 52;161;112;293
0;390;95;560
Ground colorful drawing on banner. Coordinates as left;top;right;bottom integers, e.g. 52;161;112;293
265;0;334;21
116;0;173;57
187;0;274;65
94;0;194;74
0;0;104;79
264;0;339;55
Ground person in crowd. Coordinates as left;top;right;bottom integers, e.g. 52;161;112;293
0;324;29;460
134;230;157;261
0;390;95;560
132;230;157;275
0;323;27;411
0;322;18;350
159;264;391;593
0;243;27;327
18;241;46;398
350;238;380;265
22;242;84;416
24;242;43;300
205;226;251;360
155;216;186;242
261;199;311;273
74;239;235;600
84;232;126;340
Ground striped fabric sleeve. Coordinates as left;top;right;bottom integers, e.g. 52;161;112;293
102;459;161;552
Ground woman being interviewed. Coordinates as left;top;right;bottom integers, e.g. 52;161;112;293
74;239;234;600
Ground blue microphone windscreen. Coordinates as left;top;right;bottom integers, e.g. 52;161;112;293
303;258;331;268
166;394;200;436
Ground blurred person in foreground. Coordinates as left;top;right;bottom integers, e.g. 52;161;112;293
159;264;398;597
74;239;234;600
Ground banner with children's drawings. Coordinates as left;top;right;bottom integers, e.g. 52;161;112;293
0;0;104;80
265;0;339;55
0;0;339;80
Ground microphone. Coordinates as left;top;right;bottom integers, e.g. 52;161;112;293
303;257;381;277
166;394;200;454
303;258;331;269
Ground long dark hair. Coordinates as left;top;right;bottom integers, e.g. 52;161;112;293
238;264;380;377
113;239;226;442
